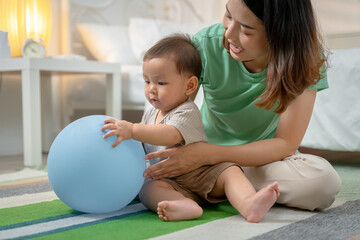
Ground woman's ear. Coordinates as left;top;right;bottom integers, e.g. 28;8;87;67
185;76;199;96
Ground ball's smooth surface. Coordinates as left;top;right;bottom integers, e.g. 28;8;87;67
47;115;146;213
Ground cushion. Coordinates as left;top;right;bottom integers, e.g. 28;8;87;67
128;18;215;62
77;23;138;64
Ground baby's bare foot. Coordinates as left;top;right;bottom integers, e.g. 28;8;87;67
157;199;203;221
246;181;280;223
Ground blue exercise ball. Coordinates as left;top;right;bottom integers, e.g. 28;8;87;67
47;115;146;214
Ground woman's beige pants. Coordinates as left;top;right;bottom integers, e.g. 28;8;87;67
242;153;342;210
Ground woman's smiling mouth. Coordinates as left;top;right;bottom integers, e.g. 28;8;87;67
229;43;243;54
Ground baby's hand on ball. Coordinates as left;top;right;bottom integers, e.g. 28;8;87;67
101;118;134;147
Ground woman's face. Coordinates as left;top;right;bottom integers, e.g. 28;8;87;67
222;0;269;73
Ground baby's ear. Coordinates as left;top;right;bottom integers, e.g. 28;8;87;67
186;76;199;96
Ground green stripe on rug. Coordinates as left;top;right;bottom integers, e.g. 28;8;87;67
30;202;237;240
0;200;76;227
0;199;144;229
0;199;238;239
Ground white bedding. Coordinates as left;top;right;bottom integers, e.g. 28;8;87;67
301;48;360;151
66;65;145;112
121;65;146;106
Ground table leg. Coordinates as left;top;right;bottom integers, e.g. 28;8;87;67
21;69;42;167
106;72;122;120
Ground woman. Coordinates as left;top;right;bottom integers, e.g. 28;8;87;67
143;0;341;210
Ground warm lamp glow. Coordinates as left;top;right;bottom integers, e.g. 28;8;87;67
0;0;52;57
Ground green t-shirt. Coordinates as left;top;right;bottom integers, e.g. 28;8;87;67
192;23;328;146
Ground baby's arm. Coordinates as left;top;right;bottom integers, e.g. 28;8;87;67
101;118;183;147
132;123;183;146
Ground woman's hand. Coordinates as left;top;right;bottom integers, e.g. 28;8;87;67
143;142;209;179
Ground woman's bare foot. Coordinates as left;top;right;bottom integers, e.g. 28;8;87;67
245;181;280;223
157;199;203;221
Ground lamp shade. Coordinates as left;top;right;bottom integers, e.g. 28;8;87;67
0;0;52;57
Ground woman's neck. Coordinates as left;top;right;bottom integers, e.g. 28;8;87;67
242;57;268;73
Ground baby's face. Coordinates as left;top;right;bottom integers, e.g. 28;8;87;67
142;57;189;113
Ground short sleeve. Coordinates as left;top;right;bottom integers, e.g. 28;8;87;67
306;59;329;91
164;101;208;145
140;107;155;125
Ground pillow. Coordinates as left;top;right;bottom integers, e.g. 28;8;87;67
77;23;138;64
129;18;215;62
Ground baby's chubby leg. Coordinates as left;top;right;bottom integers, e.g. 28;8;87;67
139;180;203;221
210;166;279;223
157;199;203;221
244;181;280;223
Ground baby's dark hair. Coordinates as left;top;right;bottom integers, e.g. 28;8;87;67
143;33;202;79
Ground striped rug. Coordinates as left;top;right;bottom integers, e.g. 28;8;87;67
0;175;241;239
0;192;241;239
1;165;360;240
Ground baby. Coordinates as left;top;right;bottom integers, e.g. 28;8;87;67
101;34;279;222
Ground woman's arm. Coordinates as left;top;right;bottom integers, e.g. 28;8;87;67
218;89;317;166
144;89;317;179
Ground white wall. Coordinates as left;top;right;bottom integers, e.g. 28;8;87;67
0;74;23;156
312;0;360;35
312;0;360;49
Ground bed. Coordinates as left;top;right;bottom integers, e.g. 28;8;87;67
61;0;360;156
298;44;360;160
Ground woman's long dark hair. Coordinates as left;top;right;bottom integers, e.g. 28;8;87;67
225;0;328;113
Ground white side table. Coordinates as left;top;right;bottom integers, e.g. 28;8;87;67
0;57;122;167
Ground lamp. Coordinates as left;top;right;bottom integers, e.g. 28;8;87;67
0;0;52;57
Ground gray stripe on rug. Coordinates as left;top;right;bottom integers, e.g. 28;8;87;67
250;199;360;240
0;183;53;198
